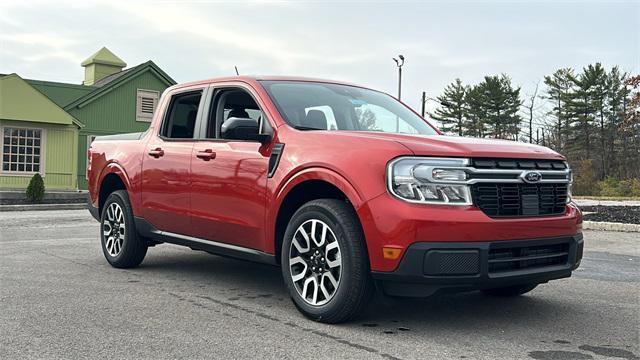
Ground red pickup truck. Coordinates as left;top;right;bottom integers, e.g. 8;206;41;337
87;76;583;323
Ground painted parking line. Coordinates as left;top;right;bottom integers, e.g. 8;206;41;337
0;237;96;244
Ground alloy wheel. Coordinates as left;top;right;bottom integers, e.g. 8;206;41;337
289;219;342;306
103;202;126;257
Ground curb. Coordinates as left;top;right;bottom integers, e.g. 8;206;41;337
0;203;87;212
574;200;640;207
583;221;640;232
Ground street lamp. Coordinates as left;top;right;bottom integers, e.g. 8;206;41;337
393;55;405;100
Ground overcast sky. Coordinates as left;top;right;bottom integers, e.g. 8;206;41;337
1;0;638;115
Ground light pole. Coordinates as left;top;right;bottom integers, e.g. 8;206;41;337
393;55;405;100
393;55;405;132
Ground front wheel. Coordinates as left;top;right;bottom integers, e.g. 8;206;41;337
100;190;147;268
281;199;374;323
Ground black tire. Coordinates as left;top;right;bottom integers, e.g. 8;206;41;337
100;190;147;268
481;283;538;297
281;199;374;324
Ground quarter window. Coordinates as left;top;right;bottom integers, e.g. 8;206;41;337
2;127;43;174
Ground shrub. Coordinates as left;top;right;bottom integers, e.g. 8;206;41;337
631;179;640;197
597;176;620;197
595;177;640;197
572;159;598;196
26;173;45;203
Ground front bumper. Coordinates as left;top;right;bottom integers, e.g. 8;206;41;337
357;191;582;272
372;233;583;297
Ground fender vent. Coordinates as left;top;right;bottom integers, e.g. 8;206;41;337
268;143;284;178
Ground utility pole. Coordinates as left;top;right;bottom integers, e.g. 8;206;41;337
392;55;404;132
420;92;452;117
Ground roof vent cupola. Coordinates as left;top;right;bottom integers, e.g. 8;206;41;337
81;47;126;85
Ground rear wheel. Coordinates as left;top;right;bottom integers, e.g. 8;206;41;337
481;283;538;297
100;190;147;268
281;199;374;323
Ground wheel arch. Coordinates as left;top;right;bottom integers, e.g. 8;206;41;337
97;163;132;217
270;168;366;264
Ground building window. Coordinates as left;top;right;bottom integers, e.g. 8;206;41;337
137;89;159;122
1;127;43;174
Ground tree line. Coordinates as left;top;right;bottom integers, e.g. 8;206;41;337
431;63;640;196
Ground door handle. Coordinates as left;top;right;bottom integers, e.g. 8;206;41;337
196;149;216;161
148;148;165;158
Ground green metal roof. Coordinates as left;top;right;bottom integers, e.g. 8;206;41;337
26;79;95;108
10;59;175;117
64;60;175;110
81;47;126;67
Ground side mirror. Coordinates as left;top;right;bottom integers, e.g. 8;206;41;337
221;117;271;143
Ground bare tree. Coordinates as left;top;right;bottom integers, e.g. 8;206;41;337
523;82;539;143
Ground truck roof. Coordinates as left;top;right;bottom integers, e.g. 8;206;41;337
169;75;366;92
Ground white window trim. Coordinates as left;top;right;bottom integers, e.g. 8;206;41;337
0;125;46;177
136;89;159;122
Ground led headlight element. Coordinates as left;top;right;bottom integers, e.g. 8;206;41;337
387;157;473;205
432;169;467;181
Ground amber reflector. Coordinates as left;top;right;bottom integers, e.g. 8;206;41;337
382;247;403;260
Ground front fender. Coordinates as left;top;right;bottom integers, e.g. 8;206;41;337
264;166;368;255
276;166;365;209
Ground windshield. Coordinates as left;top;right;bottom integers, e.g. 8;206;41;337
259;81;438;135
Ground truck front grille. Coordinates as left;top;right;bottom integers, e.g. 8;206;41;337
488;241;570;274
467;158;570;218
472;183;568;217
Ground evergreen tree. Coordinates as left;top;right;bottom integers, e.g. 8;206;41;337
474;75;522;140
543;68;575;151
566;65;600;160
605;67;629;178
432;79;467;136
464;85;487;137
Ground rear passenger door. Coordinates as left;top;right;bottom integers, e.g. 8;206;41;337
140;87;205;235
189;85;272;250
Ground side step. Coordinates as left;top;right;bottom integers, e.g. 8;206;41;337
134;217;277;265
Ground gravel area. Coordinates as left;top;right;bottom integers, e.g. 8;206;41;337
580;205;640;224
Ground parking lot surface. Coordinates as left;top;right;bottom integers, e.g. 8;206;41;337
1;210;638;359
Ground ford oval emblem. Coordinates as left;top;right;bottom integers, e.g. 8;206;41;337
522;171;542;183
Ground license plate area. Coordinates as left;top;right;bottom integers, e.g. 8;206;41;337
521;194;539;216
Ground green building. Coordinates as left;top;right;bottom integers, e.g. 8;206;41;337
0;47;175;190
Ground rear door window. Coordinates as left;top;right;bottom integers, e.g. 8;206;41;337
160;91;203;139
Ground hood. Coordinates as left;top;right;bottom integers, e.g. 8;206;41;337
334;132;564;160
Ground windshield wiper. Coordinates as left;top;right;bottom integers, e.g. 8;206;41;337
293;125;325;131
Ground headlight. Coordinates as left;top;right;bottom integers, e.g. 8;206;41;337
387;157;473;205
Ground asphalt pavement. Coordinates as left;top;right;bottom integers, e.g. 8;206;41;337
1;210;638;360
